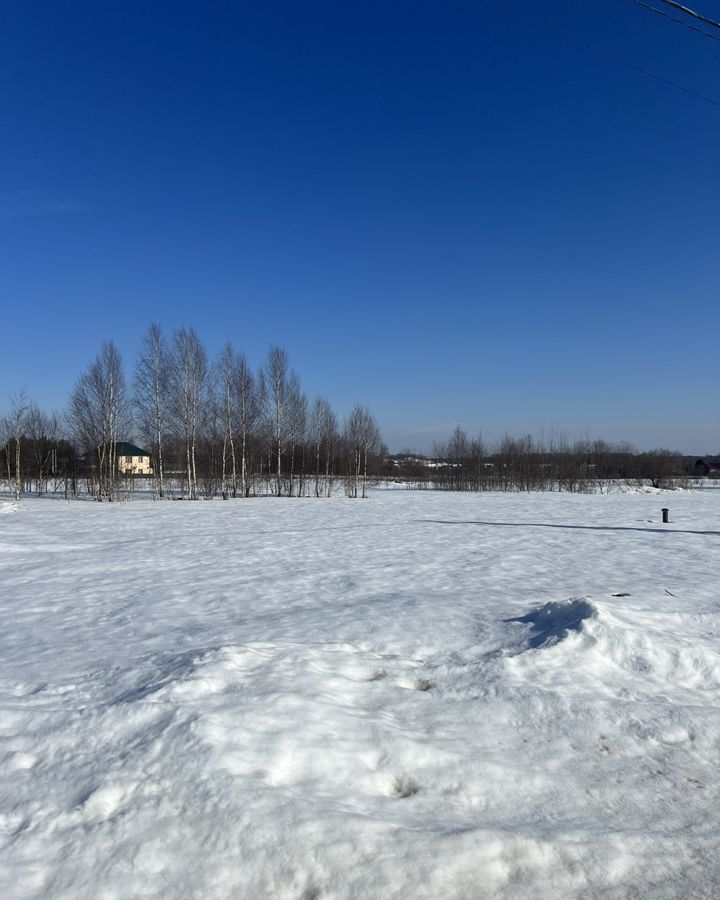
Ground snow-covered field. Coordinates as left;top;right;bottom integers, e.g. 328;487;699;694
1;488;719;899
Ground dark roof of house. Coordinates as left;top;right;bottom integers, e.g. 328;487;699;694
115;442;151;457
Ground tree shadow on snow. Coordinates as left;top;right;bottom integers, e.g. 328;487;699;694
422;520;720;537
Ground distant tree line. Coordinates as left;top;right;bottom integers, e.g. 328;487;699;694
0;324;385;501
387;426;702;492
1;333;712;501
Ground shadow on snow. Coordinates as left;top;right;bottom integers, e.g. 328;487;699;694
421;520;720;537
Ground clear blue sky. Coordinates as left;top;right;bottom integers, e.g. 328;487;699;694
2;1;718;453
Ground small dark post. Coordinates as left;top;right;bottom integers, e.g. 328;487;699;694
662;507;669;524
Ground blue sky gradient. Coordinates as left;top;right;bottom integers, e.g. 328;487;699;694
2;1;718;452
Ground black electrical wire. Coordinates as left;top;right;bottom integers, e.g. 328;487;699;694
657;0;720;30
630;0;720;41
480;0;720;108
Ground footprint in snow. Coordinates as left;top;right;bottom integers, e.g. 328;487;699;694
396;676;434;692
0;813;30;837
77;784;133;824
364;669;387;682
4;752;37;772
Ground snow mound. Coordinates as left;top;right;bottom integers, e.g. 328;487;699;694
589;610;720;695
506;598;720;700
506;598;597;650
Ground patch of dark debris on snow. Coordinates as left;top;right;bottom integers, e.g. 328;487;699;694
388;775;420;798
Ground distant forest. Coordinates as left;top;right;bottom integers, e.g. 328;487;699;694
392;429;706;494
0;323;711;501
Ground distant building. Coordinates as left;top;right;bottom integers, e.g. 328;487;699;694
694;458;720;477
116;442;153;476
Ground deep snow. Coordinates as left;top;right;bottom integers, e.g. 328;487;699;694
1;488;719;899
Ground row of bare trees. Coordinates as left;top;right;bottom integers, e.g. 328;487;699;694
406;427;691;492
0;393;74;500
1;325;386;501
2;332;702;500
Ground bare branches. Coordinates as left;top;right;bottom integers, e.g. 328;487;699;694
344;404;382;498
170;327;208;500
134;323;170;498
68;342;129;500
216;341;238;499
1;391;30;500
26;404;60;495
310;397;338;497
260;345;292;496
234;352;259;498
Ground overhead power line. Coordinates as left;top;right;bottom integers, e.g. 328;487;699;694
657;0;720;29
479;0;720;108
630;0;720;41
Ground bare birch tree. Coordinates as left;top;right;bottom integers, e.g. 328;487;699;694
2;391;29;500
26;405;60;495
260;345;291;496
344;404;383;498
69;341;129;500
198;384;222;498
234;352;259;498
286;374;307;496
170;326;208;500
310;397;338;497
216;341;238;499
134;323;170;498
